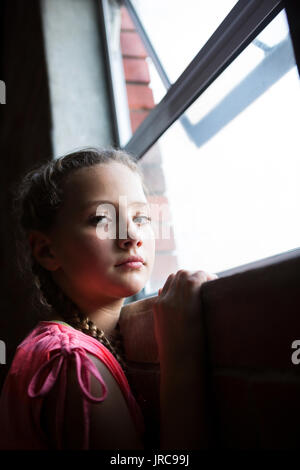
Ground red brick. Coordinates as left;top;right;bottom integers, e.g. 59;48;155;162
155;225;176;252
147;195;172;222
152;222;174;251
123;58;150;84
138;144;162;166
120;6;135;31
250;380;300;449
147;196;174;247
141;166;166;194
127;84;155;110
129;110;149;132
120;31;147;58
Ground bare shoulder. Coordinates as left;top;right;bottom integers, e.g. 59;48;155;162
41;352;144;450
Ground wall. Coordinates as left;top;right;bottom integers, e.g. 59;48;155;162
40;0;114;155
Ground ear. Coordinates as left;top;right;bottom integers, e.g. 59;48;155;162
28;230;60;271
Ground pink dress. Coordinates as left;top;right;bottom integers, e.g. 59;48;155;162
0;320;145;450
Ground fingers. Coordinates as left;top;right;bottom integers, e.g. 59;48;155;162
183;270;218;284
159;269;191;296
158;270;218;295
195;271;218;281
160;272;176;296
182;270;209;293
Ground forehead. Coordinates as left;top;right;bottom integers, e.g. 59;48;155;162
62;162;147;210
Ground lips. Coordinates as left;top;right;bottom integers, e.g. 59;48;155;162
117;261;144;269
115;256;145;266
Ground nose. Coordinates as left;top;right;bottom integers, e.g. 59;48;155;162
117;217;143;249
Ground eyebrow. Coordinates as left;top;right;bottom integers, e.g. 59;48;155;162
81;200;149;210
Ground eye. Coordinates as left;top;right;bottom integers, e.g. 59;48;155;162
134;215;152;225
89;215;110;225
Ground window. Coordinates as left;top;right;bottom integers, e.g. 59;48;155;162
131;0;239;84
101;0;300;295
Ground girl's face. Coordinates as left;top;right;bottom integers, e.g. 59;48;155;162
49;162;156;303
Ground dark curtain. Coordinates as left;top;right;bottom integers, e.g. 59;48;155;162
0;0;52;390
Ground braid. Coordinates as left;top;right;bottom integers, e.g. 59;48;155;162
11;147;149;408
32;260;146;411
31;257;128;375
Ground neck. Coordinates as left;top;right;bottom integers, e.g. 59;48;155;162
49;298;125;339
49;272;126;338
86;298;125;337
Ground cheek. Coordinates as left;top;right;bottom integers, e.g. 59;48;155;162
57;231;113;271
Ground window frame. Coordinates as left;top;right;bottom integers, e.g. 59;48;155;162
99;0;300;291
122;0;283;158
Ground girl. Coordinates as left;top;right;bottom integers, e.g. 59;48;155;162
0;147;217;450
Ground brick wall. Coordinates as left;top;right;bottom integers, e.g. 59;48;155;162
120;6;178;294
119;253;300;449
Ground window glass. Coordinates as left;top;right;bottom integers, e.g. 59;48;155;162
138;10;300;285
131;0;239;84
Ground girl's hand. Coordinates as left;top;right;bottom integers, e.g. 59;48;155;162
153;270;218;366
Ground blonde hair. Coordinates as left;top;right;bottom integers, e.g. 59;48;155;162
12;147;149;374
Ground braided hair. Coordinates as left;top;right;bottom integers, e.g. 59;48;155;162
11;147;149;376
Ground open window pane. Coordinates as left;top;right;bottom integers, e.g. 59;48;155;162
138;9;300;285
131;0;239;83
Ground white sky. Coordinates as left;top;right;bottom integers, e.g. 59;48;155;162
132;1;300;275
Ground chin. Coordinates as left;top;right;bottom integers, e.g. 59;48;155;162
120;282;145;298
124;287;144;298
